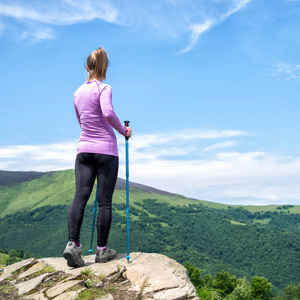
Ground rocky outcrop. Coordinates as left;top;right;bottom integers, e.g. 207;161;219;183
0;252;199;300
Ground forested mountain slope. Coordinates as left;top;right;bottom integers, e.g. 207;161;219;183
0;169;299;293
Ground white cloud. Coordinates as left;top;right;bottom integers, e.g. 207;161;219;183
272;62;300;80
0;1;118;25
1;129;299;205
0;0;252;49
0;140;77;171
179;20;215;53
180;0;252;53
116;131;300;205
20;27;55;41
203;141;238;152
0;0;118;40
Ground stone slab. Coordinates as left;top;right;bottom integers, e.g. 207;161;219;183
53;287;86;299
125;253;184;293
15;273;50;295
40;254;126;278
23;288;47;300
0;258;35;283
153;288;187;300
46;280;85;298
18;261;45;279
96;294;114;300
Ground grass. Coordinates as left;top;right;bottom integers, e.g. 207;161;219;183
77;288;106;299
41;264;56;273
0;253;8;267
76;267;135;300
0;282;20;299
229;220;247;226
78;268;107;289
0;170;75;217
1;169;299;219
80;268;94;277
253;219;271;225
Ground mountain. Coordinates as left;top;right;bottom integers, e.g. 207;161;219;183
0;169;299;294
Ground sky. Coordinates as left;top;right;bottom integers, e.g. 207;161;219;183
0;0;299;206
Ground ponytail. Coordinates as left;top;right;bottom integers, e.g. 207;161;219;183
86;47;109;81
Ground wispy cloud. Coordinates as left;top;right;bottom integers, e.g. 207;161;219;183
0;0;252;49
20;27;55;41
180;0;252;53
1;129;299;205
203;141;238;152
0;140;77;171
0;1;118;25
271;62;300;80
0;0;118;41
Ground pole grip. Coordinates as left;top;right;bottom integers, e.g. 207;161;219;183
124;120;130;140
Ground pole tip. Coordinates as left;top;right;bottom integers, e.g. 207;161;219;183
88;249;93;254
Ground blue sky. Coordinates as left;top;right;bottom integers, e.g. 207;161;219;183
0;0;299;205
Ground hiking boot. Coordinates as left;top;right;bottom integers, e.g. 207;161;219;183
95;247;117;263
63;242;85;268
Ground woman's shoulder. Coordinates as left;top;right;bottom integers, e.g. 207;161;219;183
74;82;86;96
97;81;111;89
97;82;112;94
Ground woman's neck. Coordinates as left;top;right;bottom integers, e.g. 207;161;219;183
88;77;103;82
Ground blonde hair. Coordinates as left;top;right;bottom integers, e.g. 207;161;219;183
86;47;109;81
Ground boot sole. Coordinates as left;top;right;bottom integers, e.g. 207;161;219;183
63;251;85;268
95;253;117;263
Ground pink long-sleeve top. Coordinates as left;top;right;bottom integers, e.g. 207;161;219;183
73;80;126;157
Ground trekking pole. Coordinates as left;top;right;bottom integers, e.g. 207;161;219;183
124;120;130;262
89;182;98;254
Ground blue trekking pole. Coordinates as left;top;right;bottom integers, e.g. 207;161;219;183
89;182;98;254
124;120;130;262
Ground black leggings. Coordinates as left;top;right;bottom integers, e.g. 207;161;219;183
68;153;119;247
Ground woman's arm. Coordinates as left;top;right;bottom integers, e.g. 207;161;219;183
99;84;127;136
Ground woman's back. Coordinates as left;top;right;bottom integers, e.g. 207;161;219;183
74;80;119;156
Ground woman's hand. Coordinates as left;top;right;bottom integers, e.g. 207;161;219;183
125;127;132;138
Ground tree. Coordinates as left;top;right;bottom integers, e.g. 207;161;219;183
225;277;252;300
185;262;202;288
284;283;300;300
251;276;273;300
212;271;238;297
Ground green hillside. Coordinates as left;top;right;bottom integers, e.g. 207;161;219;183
0;169;299;295
0;169;199;218
1;169;299;217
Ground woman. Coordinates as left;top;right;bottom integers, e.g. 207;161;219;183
63;47;132;268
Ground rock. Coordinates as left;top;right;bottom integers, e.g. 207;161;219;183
15;273;51;295
125;253;199;299
18;261;45;279
153;287;191;300
4;252;199;300
0;258;35;283
23;288;47;300
52;287;86;299
107;264;126;282
46;280;85;298
40;255;120;278
96;294;114;300
96;281;104;288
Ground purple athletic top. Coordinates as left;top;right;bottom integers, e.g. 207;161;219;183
73;80;126;157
